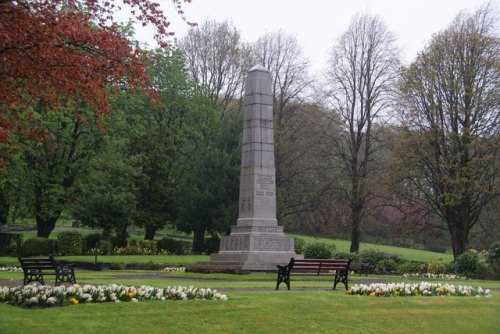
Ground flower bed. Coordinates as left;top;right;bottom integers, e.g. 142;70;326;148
402;273;466;280
0;266;22;272
160;266;186;273
347;282;491;297
0;283;228;307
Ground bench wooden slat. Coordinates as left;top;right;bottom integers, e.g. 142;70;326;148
18;257;76;286
276;258;351;291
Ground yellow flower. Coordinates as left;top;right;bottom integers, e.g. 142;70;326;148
369;292;376;297
68;298;79;304
128;292;136;298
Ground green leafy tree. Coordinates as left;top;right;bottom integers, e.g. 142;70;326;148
7;105;101;237
71;135;137;240
177;108;241;253
395;6;499;259
115;48;204;240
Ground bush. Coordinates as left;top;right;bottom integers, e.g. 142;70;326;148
21;238;55;257
378;258;398;273
83;233;102;253
303;242;336;259
487;241;500;273
138;240;157;254
359;250;386;266
333;251;359;262
56;231;83;255
99;240;112;255
114;245;140;255
157;237;192;255
0;233;23;256
205;236;220;254
454;251;479;276
427;262;446;274
397;262;421;274
294;238;306;254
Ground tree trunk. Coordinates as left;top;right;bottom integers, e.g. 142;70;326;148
448;210;470;260
36;216;58;238
193;228;206;254
144;226;157;240
350;209;362;253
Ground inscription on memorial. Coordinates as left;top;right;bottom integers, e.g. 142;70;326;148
256;174;273;196
254;237;291;251
220;236;250;251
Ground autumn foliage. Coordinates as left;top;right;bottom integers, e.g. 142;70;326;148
0;0;194;166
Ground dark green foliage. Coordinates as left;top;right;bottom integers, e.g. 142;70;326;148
334;251;359;262
359;250;386;266
138;240;157;253
0;233;23;256
378;258;398;273
98;240;112;255
56;231;82;255
0;187;8;225
488;241;500;273
20;237;55;256
303;242;336;259
205;236;220;254
293;237;306;254
83;233;102;253
156;237;192;255
396;262;422;274
454;251;479;276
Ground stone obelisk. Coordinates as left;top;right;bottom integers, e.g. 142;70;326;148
208;65;300;271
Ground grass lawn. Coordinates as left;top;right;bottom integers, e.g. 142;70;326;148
1;267;498;333
289;234;453;263
0;290;498;334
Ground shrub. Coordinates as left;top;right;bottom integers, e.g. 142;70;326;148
454;251;479;276
114;245;141;255
99;240;112;255
83;233;102;253
205;236;220;254
138;240;157;254
157;237;192;255
303;242;336;259
359;250;386;266
334;251;359;262
21;238;55;257
378;258;398;273
487;241;500;273
294;238;306;254
0;233;23;256
427;262;446;275
397;262;421;274
56;231;83;255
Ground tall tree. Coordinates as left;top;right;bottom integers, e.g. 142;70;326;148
179;19;250;111
324;14;400;252
395;5;499;259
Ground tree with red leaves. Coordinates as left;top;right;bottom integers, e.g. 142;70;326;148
0;0;195;167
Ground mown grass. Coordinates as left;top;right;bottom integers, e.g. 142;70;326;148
289;234;453;262
0;290;498;334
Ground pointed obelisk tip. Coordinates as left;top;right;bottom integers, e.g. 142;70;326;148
249;64;269;73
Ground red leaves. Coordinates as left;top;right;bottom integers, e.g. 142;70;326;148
0;0;196;170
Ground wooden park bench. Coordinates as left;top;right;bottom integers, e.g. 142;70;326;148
276;258;351;290
350;262;373;276
18;257;76;286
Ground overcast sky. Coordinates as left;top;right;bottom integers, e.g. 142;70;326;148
134;0;498;75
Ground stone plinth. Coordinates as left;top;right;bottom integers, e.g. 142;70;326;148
189;65;301;273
